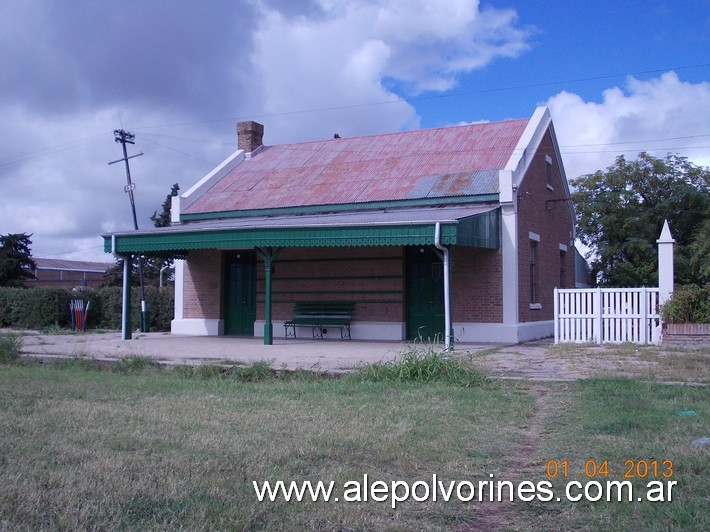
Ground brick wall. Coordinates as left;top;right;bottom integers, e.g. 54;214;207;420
451;247;503;322
182;244;509;326
183;249;223;319
662;323;710;346
517;129;576;322
259;247;405;322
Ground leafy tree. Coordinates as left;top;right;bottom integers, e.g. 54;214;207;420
103;183;180;287
0;233;36;287
572;153;710;287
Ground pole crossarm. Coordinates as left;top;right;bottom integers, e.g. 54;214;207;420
110;129;149;334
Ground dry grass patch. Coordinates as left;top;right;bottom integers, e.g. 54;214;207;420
0;362;528;530
525;378;709;531
544;343;710;383
1;356;707;531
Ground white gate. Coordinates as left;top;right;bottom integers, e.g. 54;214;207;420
554;287;661;345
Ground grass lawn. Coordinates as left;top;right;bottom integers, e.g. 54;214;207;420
0;351;707;530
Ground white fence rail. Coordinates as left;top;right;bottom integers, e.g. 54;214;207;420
554;287;661;345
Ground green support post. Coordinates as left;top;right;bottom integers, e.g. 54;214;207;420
264;256;273;345
257;247;281;345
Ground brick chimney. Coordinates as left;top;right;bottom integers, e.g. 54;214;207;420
237;121;264;154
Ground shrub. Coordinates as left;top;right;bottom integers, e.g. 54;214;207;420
2;287;72;329
0;288;19;326
661;284;710;324
0;286;174;332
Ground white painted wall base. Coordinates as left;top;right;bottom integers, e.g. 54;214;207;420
254;320;406;341
516;320;554;342
168;318;551;343
171;318;223;336
453;320;553;344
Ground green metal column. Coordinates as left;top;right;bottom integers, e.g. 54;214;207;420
122;255;132;340
257;247;281;345
263;259;273;345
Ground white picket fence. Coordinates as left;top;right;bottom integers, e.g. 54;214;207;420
554;287;661;345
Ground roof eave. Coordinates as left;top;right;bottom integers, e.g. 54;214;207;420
178;193;499;222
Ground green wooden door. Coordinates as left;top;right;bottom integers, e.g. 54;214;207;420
406;247;445;341
224;251;256;336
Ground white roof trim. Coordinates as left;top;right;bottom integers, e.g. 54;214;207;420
181;149;245;210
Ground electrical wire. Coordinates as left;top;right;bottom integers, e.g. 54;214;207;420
1;63;709;170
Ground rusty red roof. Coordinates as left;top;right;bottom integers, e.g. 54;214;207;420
184;117;529;214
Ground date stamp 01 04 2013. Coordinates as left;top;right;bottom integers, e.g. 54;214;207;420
545;459;674;480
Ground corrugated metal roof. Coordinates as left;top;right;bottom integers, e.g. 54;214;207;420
113;203;498;234
33;258;113;272
184;118;528;214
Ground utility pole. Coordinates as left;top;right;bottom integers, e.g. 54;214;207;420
109;129;149;334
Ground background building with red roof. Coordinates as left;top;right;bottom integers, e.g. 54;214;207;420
28;258;113;289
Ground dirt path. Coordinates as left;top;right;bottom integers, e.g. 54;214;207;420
465;342;709;384
462;386;553;531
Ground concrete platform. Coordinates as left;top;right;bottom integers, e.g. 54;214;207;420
8;329;706;383
13;331;431;372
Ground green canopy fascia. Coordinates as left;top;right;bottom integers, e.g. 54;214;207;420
103;208;500;255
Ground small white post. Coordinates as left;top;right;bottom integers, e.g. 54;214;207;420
657;220;675;306
640;287;648;345
553;288;559;344
593;287;602;344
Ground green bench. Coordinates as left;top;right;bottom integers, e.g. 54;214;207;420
284;302;354;340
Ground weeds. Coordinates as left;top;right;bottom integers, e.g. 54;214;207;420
351;343;489;387
170;360;277;382
0;334;21;364
194;363;226;380
232;360;274;382
112;355;158;374
51;353;102;371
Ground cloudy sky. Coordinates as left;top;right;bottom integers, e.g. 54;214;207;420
1;0;709;263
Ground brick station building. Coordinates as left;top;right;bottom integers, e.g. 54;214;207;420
104;107;575;345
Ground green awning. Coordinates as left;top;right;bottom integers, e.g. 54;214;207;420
103;204;500;255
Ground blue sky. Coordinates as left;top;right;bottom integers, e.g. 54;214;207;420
1;0;709;261
416;1;710;125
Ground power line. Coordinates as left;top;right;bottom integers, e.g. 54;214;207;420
131;62;710;130
39;245;105;258
562;146;710;155
138;136;219;166
1;63;709;170
562;134;710;148
0;134;109;170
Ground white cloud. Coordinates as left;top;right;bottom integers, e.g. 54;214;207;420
247;0;532;142
547;72;710;180
0;103;221;262
374;0;531;92
1;0;536;262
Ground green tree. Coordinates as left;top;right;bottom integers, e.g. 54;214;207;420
150;183;180;228
0;233;36;287
103;183;180;287
572;153;710;287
